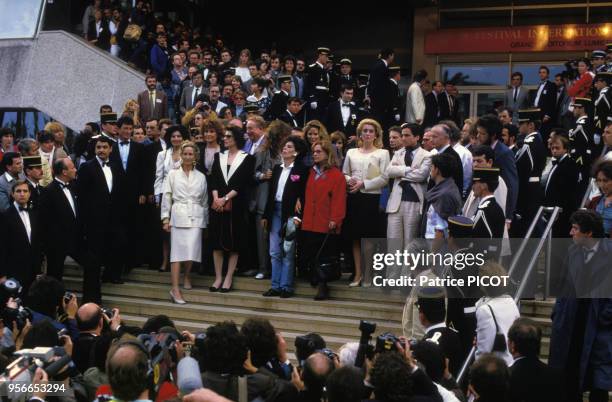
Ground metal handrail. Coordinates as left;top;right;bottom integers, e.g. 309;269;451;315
455;207;561;384
507;206;545;278
580;179;594;209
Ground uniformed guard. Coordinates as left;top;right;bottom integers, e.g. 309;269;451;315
593;72;612;154
592;50;608;74
569;97;595;197
605;43;612;72
471;167;505;260
331;58;358;98
304;47;331;121
243;103;261;117
86;112;117;160
266;74;292;121
513;108;546;237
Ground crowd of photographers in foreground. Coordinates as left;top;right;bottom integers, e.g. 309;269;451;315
0;273;563;402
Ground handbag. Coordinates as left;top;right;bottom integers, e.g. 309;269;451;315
123;24;142;42
312;231;341;282
486;304;508;353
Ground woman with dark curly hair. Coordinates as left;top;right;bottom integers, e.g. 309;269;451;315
198;119;223;176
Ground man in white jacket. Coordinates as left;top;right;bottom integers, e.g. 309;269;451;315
405;69;428;125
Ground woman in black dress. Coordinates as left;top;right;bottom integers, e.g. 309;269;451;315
208;126;255;292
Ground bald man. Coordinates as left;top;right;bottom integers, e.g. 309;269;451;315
107;341;150;402
73;303;122;373
299;352;335;402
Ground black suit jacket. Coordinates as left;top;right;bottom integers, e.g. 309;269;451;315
39;180;81;255
543;155;579;236
424;325;462;377
325;100;362;136
509;357;563;402
263;162;309;227
110;140;147;203
442;145;464;195
0;205;42;285
76;158;125;244
26;181;42;210
367;59;389;108
278;110;300;128
266;91;290;121
423;92;439;129
144;140;164;196
534;80;557;120
87;18;111;51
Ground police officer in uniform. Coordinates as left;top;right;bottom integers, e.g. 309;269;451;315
331;58;358;99
568;97;595;198
386;66;402;127
305;47;331;121
606;43;612;72
266;75;292;121
513;109;546;237
471;167;505;260
87;112;118;160
444;215;481;364
593;72;612;156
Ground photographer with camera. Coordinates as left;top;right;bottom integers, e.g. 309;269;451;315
291;352;335;402
73;304;123;374
25;276;79;342
106;339;151;402
199;321;297;402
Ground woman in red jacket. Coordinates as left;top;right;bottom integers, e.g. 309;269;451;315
298;139;346;300
567;58;594;101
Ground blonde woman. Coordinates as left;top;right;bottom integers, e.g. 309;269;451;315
161;141;209;304
303;120;330;167
122;99;141;127
43;122;69;155
342;119;390;286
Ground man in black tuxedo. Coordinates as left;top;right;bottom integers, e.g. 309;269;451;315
22;155;43;210
367;48;395;125
0;180;42;292
39;158;93;283
429;124;463;194
416;288;462;376
382;66;403;138
110;116;147;269
266;75;292;121
326;85;362;139
508;318;563;402
86;9;111;52
76;136;126;303
533;66;557;144
424;81;449;129
278;98;303;129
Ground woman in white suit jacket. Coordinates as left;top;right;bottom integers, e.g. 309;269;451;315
161;141;208;304
155;126;190;272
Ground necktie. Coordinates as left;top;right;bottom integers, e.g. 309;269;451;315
194;87;200;104
149;91;155;116
404;147;414;167
19;206;29;212
513;88;518;103
551;158;559;166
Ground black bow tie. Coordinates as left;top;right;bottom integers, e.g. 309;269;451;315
57;181;69;189
100;161;108;167
18;206;29;212
120;140;129;145
342;103;352;107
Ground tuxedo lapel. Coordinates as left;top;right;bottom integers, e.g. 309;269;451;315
228;151;247;181
219;151;229;184
93;161;111;195
9;206;30;245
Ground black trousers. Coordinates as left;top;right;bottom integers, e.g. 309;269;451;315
298;231;340;285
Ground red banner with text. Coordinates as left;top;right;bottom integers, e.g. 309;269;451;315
425;24;611;54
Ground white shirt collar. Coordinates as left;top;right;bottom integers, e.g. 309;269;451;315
253;135;265;149
282;161;295;169
14;201;26;211
382;59;388;67
316;61;324;69
437;144;450;153
425;322;447;333
96;156;109;167
55;178;68;186
479;194;496;205
4;172;15;182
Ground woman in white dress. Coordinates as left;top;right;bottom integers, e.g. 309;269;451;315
155;126;190;272
161;141;209;304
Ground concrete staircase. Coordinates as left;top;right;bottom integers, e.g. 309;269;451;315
63;266;554;360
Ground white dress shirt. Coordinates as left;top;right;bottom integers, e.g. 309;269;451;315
534;81;546;107
275;162;294;202
96;156;113;193
15;201;31;242
249;135;265;155
118;139;130;170
56;178;76;216
340;100;351;126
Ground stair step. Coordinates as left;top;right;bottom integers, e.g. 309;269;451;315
98;295;402;339
64;277;403;321
63;265;406;304
520;299;554;318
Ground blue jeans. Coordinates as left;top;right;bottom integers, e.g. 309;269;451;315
270;202;295;291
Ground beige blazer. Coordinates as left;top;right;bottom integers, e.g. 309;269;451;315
384;147;431;214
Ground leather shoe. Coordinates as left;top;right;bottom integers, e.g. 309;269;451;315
219;286;232;293
280;290;294;298
314;283;329;300
209;286;219;292
263;288;281;297
240;269;258;277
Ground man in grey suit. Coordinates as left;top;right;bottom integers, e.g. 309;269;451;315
384;123;432;250
476;115;518;230
0;152;24;212
179;70;205;116
505;72;529;125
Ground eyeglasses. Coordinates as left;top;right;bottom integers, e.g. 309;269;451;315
223;134;233;138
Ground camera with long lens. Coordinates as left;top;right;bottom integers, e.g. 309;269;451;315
101;307;114;319
354;320;376;368
0;347;73;399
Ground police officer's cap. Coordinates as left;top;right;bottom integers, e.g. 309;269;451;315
517;108;541;123
448;215;473;239
570;97;591;108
